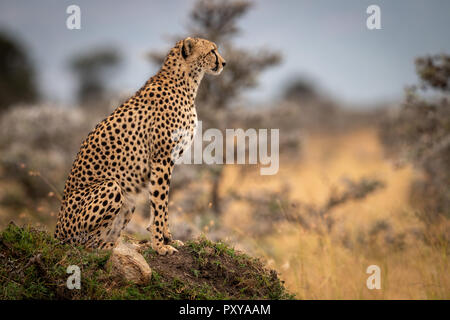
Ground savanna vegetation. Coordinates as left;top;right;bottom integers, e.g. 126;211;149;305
0;0;448;299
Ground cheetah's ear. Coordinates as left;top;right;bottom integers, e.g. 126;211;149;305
182;37;195;59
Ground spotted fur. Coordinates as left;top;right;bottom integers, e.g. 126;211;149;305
55;37;226;255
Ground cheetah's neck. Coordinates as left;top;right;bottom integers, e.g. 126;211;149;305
143;46;204;103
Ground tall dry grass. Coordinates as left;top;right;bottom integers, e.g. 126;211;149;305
218;128;449;299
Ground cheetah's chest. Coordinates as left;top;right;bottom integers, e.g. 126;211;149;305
170;106;197;161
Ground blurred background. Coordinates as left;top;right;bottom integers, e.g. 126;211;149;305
0;0;449;299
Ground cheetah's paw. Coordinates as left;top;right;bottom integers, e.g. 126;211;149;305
155;244;178;256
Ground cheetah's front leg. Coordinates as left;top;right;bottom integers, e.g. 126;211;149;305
147;158;180;255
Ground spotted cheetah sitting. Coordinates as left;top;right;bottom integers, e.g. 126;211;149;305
55;37;226;255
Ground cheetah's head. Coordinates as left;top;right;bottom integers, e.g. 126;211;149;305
180;37;226;76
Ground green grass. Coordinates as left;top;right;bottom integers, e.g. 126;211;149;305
0;223;294;300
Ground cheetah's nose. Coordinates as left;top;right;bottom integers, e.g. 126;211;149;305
222;61;226;68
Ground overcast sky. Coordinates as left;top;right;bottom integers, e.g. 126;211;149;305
1;0;449;107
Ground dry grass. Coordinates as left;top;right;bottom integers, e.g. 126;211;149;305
218;128;449;299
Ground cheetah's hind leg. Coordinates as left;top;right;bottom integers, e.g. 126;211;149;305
57;180;125;249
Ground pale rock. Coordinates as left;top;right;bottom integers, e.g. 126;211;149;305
108;240;151;285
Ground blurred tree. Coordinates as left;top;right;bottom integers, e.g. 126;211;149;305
416;55;450;90
69;47;121;105
381;54;450;224
0;30;38;113
283;77;318;102
149;0;280;125
148;0;281;214
280;75;343;133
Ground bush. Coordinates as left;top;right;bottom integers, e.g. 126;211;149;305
380;54;450;245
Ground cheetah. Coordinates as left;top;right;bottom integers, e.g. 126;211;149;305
54;37;226;255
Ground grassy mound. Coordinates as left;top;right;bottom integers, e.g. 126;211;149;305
0;223;294;300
